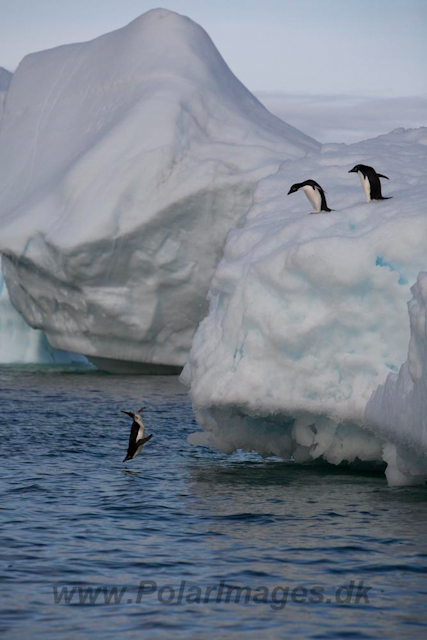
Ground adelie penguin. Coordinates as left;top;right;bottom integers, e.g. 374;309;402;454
288;180;332;214
348;164;391;203
122;407;153;462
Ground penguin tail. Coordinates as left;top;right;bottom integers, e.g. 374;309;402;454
123;454;131;462
322;207;333;212
379;196;392;200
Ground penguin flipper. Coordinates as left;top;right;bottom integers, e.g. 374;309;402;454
136;434;153;447
377;174;389;180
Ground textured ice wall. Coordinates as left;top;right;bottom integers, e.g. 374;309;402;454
0;265;86;364
0;68;11;91
0;68;84;365
0;67;12;125
365;272;427;485
182;128;427;484
0;10;318;372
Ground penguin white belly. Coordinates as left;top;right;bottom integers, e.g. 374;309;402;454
134;425;144;458
302;185;321;212
358;171;371;202
134;444;143;458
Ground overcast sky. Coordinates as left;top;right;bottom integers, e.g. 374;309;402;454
1;0;426;142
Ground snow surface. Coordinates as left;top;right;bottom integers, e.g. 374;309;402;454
0;9;318;371
182;127;427;485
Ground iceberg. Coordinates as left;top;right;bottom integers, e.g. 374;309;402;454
0;67;11;90
182;127;427;485
0;67;12;121
0;9;318;372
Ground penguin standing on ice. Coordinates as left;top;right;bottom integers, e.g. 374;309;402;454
288;180;332;214
122;407;153;462
348;164;391;202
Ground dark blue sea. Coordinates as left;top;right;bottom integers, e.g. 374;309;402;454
1;365;426;639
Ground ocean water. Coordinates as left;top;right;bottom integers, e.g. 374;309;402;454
1;365;426;639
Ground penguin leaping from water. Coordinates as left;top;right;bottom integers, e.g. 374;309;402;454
288;180;332;214
348;164;391;203
122;407;153;462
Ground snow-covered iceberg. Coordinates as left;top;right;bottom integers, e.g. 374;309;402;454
0;9;318;372
182;127;427;485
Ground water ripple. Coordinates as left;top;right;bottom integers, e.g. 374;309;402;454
0;367;427;639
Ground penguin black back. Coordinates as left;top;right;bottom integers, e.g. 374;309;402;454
288;179;332;212
349;164;391;201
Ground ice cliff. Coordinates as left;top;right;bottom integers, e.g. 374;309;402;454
0;67;11;91
0;67;12;121
182;127;427;485
0;67;84;364
1;68;50;363
0;269;86;364
365;272;427;485
0;9;318;372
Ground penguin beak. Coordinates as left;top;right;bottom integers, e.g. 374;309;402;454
348;168;356;173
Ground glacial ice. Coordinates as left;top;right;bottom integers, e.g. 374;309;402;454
182;127;427;485
365;272;427;486
0;67;12;121
0;67;11;91
0;69;84;365
0;9;318;372
0;265;87;364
